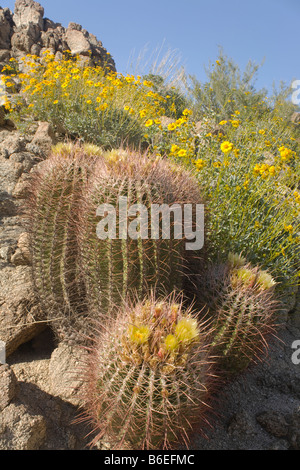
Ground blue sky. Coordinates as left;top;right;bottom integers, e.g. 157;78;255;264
3;0;300;94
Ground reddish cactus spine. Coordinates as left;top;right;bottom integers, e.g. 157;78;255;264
78;293;216;450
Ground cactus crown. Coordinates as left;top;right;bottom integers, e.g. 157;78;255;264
120;296;201;375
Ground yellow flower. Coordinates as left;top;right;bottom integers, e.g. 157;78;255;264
256;271;276;290
128;325;150;345
284;224;294;234
219;120;227;125
168;122;177;131
243;179;249;189
164;334;179;351
145;119;153;127
140;109;147;118
125;75;135;83
195;159;205;170
269;165;276;176
170;144;179;153
177;149;187;158
279;146;293;161
216;60;221;65
259;129;266;135
53;100;59;104
220;141;234;153
235;268;256;287
175;317;200;343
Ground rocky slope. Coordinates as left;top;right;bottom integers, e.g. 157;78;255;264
0;0;116;72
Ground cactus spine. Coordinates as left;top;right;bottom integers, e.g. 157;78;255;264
78;149;204;315
80;293;215;450
199;254;278;374
26;145;204;340
25;145;96;341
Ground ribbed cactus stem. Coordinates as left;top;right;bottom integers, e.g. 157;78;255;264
79;293;215;450
198;253;278;374
79;149;203;316
25;145;96;341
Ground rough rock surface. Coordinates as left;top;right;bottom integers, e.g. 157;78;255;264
48;343;88;407
185;302;300;450
0;402;46;450
0;364;18;410
0;125;56;356
0;0;115;71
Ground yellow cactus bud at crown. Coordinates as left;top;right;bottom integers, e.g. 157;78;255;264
175;317;200;343
164;334;179;351
256;270;276;291
128;325;150;345
228;252;247;268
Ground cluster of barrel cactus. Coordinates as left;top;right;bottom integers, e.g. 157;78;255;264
26;144;203;341
25;143;279;449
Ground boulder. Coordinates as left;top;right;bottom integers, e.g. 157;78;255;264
0;8;13;50
256;411;289;438
30;121;56;157
13;0;44;29
11;24;41;54
0;265;44;356
49;343;88;406
65;28;92;57
0;49;11;61
0;402;46;450
0;364;18;411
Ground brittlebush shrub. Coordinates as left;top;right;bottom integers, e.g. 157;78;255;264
5;50;300;288
190;110;300;288
5;52;193;151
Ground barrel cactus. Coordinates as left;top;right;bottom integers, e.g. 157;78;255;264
25;144;205;342
78;148;205;316
198;254;278;374
25;144;98;342
79;293;215;450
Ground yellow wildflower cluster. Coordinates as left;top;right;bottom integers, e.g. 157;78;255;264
278;146;296;162
11;51;171;125
253;163;277;178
